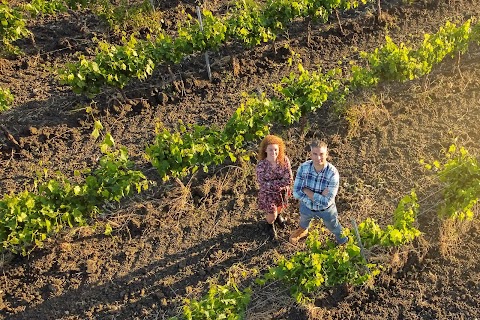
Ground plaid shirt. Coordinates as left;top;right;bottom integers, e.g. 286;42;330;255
293;160;339;211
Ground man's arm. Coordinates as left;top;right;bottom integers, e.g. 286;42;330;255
293;163;309;203
303;188;326;200
312;168;339;207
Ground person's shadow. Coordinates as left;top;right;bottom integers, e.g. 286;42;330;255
2;219;281;320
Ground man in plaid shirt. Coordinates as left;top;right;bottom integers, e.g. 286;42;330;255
289;140;349;245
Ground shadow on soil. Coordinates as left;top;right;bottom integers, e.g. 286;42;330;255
4;221;277;319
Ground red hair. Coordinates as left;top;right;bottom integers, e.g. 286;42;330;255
258;135;287;165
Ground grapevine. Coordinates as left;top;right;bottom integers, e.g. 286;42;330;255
0;87;14;111
0;1;31;55
170;281;251;320
59;0;371;95
421;144;480;220
0;128;149;255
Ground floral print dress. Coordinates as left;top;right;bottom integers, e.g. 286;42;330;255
256;156;293;214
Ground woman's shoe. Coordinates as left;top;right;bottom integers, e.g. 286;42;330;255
262;222;278;240
275;214;287;229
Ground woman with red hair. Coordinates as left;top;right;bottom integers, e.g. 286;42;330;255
256;135;293;239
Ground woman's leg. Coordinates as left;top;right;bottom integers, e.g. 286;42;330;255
264;209;278;239
266;210;277;224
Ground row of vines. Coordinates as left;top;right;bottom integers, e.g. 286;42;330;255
57;0;374;96
1;3;480;319
171;144;480;319
0;124;149;255
0;0;159;110
0;0;378;100
0;0;157;54
1;16;479;257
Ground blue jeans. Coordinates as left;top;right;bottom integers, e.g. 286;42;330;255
299;202;346;243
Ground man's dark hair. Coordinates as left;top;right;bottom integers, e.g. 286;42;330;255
309;140;328;150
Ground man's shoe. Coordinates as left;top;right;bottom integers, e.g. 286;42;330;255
336;236;349;246
289;227;308;244
275;214;287;229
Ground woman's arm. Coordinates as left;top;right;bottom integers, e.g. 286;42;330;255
270;157;293;190
256;161;272;190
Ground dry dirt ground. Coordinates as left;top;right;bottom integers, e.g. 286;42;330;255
1;0;480;319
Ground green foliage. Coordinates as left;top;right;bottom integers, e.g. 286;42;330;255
472;22;480;44
171;282;251;320
349;63;379;88
259;229;380;303
91;0;159;33
274;64;346;124
223;93;277;148
23;0;67;17
351;20;472;87
176;10;227;54
263;0;322;25
64;0;159;33
89;133;150;202
360;35;416;82
226;0;370;47
358;191;422;247
421;145;480;220
59;34;155;97
415;20;471;73
146;122;231;181
149;31;181;63
0;131;149;255
0;87;14;111
0;1;31;55
227;0;277;47
58;0;372;95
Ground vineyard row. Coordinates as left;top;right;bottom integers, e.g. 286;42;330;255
146;19;476;181
1;19;478;255
57;0;373;96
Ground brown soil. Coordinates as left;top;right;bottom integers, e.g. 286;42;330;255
1;1;480;319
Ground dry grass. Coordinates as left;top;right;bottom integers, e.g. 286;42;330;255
366;245;411;275
343;93;392;139
438;217;473;258
245;280;294;320
304;304;331;320
163;177;194;215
